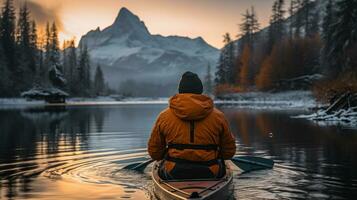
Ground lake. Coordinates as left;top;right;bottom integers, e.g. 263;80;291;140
0;103;357;199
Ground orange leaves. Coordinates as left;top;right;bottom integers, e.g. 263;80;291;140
255;54;274;91
214;84;243;96
239;44;252;88
313;72;357;103
255;36;322;91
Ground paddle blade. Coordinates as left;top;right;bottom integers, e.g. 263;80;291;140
122;159;154;173
232;156;274;172
122;162;142;170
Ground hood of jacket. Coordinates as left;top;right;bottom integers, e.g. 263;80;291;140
169;94;213;121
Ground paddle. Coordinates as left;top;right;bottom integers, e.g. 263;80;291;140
123;156;274;173
122;159;154;172
231;156;274;172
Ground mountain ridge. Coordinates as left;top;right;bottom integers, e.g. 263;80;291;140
79;7;219;96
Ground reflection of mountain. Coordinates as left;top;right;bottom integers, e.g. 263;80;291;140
79;7;219;96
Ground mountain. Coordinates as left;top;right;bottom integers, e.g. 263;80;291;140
79;7;219;96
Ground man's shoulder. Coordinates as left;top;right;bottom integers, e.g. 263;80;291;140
208;107;227;123
157;107;172;120
211;107;225;117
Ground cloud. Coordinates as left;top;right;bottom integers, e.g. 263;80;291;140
26;1;63;31
0;0;63;31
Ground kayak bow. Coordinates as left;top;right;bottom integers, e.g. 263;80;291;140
152;161;234;200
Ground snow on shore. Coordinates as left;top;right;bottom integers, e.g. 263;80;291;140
0;91;317;110
215;91;318;110
0;98;45;109
293;107;357;128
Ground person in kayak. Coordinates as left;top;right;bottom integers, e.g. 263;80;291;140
148;71;236;180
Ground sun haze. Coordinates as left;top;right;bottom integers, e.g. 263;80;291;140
4;0;276;48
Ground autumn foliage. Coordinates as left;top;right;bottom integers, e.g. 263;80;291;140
256;36;322;91
239;44;252;88
214;84;242;97
313;72;357;103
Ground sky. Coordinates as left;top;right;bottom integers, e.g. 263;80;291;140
3;0;277;48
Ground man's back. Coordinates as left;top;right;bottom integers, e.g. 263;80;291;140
148;93;236;178
148;71;236;179
148;93;236;161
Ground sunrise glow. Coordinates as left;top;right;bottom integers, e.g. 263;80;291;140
17;0;277;48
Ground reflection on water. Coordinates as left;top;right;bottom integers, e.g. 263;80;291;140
222;108;357;199
0;104;356;199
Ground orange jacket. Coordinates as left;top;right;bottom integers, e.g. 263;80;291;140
148;94;236;174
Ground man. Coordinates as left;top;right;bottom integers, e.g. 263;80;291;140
148;71;236;179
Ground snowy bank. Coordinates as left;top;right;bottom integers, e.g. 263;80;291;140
293;107;357;128
215;91;318;110
0;91;317;110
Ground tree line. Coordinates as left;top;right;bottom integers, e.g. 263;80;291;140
215;0;357;101
0;0;108;97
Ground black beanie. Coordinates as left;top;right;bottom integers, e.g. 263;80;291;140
178;71;203;94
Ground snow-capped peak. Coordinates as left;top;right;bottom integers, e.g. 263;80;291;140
79;7;219;95
110;7;150;36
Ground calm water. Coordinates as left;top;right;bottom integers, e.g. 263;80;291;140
0;103;357;200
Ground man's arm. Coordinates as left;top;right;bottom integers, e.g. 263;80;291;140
147;117;166;161
220;117;236;160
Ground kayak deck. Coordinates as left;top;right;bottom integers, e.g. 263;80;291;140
152;161;234;200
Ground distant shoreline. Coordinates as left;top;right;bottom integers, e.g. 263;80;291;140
0;90;318;110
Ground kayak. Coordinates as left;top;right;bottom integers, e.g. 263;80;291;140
152;161;234;200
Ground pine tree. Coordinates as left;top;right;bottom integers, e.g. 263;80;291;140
47;22;66;89
289;0;299;39
44;22;51;72
329;0;357;72
78;44;91;96
1;0;17;95
310;2;320;36
300;0;319;37
62;40;69;79
30;21;38;79
94;65;105;96
49;22;61;68
291;0;303;38
268;0;286;52
239;7;260;46
16;3;38;91
0;8;5;95
204;63;213;95
215;33;234;85
67;40;77;95
224;33;236;84
37;31;46;86
30;21;37;50
215;51;227;85
0;14;10;96
237;7;260;89
249;6;260;40
322;0;336;73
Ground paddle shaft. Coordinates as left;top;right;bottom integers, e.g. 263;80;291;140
124;156;273;173
132;159;154;171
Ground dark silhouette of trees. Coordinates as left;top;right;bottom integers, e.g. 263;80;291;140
328;0;357;73
94;65;105;96
239;6;260;47
1;0;17;95
215;33;235;85
204;63;213;95
268;0;286;53
0;0;106;97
